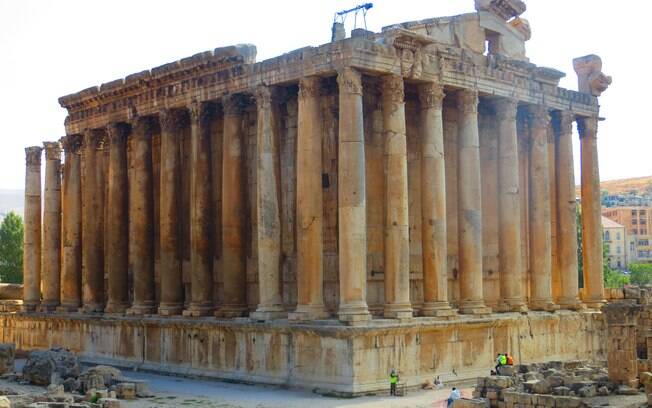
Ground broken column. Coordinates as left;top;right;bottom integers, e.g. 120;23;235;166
22;146;43;312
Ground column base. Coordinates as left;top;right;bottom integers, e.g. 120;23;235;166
288;304;330;321
79;303;104;314
383;303;414;319
421;302;456;317
158;303;184;316
557;297;585;311
215;304;248;318
182;303;214;317
56;302;80;313
21;302;39;313
458;301;491;315
105;302;130;314
126;303;156;316
250;306;287;322
529;300;560;312
495;300;528;313
39;301;59;313
583;299;607;310
338;302;372;324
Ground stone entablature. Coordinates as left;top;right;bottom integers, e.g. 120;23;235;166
58;30;597;134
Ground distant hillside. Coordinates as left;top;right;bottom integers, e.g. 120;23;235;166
0;189;23;220
576;176;652;197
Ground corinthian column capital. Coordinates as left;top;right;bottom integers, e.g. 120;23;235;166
298;77;322;101
418;82;445;110
43;141;62;160
457;89;478;114
25;146;43;166
336;67;362;95
130;116;155;140
60;135;82;154
577;116;599;139
381;74;405;104
222;94;246;117
526;105;551;129
494;97;518;121
106;122;130;146
83;128;105;150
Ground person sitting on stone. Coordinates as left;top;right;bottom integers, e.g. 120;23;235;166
434;375;443;389
494;353;504;372
447;387;461;407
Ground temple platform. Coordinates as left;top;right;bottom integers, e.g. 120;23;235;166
0;310;605;395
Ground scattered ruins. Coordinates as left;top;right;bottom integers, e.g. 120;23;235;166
8;0;614;395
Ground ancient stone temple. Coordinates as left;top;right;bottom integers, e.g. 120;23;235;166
8;0;611;394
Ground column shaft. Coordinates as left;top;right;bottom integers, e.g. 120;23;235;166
495;98;527;312
218;95;248;317
553;111;582;309
127;117;156;315
184;103;214;317
41;142;62;311
579;116;606;308
290;77;328;320
527;105;557;311
381;75;412;319
456;90;490;315
22;146;42;311
337;67;371;323
58;136;82;312
159;109;185;315
251;86;286;320
105;123;130;314
419;83;454;317
81;130;104;312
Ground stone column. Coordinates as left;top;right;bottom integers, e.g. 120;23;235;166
456;89;490;315
250;86;286;321
527;105;557;311
22;146;42;312
553;111;583;310
290;77;329;320
183;103;214;317
337;67;371;323
105;122;130;314
381;74;412;319
58;135;82;312
494;98;527;312
40;141;62;311
81;129;104;313
126;117;156;315
158;109;185;316
217;95;248;318
419;83;454;317
578;116;606;308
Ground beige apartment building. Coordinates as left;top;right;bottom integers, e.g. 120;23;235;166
602;207;652;265
602;216;626;269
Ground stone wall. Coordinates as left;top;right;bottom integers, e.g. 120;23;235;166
1;311;604;395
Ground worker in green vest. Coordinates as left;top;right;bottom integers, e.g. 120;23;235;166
390;368;399;396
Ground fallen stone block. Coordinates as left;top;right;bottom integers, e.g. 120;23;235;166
99;397;121;408
485;376;513;389
452;398;489;408
23;348;80;385
641;371;652;385
0;396;9;408
616;385;639;395
113;382;136;400
497;365;515;376
576;384;596;398
597;385;609;396
0;344;15;375
523;379;550;394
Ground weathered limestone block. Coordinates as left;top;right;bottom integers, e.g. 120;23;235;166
0;344;15;374
113;383;135;400
98;398;121;408
0;284;22;300
0;397;9;408
573;54;611;97
453;398;489;408
23;349;80;385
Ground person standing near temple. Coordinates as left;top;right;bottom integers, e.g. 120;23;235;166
389;368;398;396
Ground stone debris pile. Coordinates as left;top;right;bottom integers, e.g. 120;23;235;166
0;347;152;407
454;360;647;408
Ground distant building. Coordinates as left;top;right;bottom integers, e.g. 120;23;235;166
601;216;626;269
602;206;652;264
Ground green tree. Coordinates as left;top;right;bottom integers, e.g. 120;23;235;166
603;243;629;288
0;212;23;283
629;263;652;286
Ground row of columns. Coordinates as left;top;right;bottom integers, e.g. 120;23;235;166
22;67;605;319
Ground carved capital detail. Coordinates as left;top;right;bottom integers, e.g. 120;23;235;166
25;146;43;166
130;116;155;140
418;82;445;110
83;128;105;150
526;105;550;129
255;86;272;110
577;116;598;140
298;77;321;101
337;67;362;96
222;94;245;117
494;97;518;121
457;89;478;114
159;109;187;133
43;141;62;161
60;134;83;154
551;111;574;136
188;101;211;126
106;122;130;145
381;75;405;104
